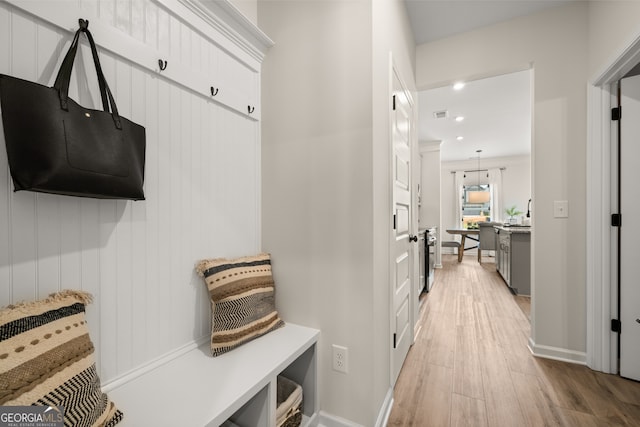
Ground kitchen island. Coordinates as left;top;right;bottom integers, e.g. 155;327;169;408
495;225;531;296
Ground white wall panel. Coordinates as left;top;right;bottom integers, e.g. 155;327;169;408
0;9;8;78
36;194;61;297
115;0;130;35
0;5;9;307
79;199;101;365
157;5;170;55
130;66;148;369
0;2;261;384
60;200;82;292
131;0;145;43
143;1;158;49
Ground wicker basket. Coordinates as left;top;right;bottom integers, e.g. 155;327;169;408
276;375;303;427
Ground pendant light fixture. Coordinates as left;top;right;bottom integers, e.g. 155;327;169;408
468;149;490;204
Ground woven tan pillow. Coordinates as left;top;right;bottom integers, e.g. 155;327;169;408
0;290;122;426
196;253;285;356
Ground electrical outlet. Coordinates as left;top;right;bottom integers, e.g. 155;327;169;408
332;344;348;374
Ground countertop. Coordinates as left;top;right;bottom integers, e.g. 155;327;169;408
494;225;532;234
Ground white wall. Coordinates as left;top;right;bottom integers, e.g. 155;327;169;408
0;0;261;383
259;1;374;424
416;2;589;359
259;0;415;424
588;1;640;79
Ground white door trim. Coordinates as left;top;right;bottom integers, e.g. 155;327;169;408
586;83;616;373
586;30;640;374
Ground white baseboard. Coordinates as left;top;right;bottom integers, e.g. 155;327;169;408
316;411;364;427
305;413;320;427
316;388;393;427
374;388;394;427
528;337;587;365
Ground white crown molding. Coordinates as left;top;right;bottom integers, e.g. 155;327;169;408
164;0;274;66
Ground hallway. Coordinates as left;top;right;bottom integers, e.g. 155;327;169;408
387;254;640;426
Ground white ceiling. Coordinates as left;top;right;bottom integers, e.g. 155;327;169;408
405;1;553;161
418;69;532;162
404;0;572;45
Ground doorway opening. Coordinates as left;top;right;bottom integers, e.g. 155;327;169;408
586;33;640;377
416;68;533;316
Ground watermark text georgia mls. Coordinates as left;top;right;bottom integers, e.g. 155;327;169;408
0;406;64;427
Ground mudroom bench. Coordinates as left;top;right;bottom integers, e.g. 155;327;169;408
104;323;320;427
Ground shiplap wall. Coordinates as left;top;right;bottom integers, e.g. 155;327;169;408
0;0;261;383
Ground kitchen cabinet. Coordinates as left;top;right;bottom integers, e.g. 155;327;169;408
497;231;510;285
496;226;531;296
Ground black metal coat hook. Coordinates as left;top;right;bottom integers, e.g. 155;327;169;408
78;18;89;31
247;105;255;114
210;87;219;96
158;59;168;71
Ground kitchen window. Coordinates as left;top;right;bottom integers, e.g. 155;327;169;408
462;184;491;227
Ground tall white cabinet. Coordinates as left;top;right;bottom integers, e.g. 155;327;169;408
419;141;442;267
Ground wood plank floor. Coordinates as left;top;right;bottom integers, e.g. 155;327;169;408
387;254;640;426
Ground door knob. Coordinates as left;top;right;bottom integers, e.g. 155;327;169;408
636;319;640;324
409;235;418;242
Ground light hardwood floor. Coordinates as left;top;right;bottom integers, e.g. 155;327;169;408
387;254;640;426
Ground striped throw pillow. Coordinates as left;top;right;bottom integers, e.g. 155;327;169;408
0;290;122;427
196;253;285;356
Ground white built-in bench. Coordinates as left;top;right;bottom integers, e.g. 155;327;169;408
104;323;319;427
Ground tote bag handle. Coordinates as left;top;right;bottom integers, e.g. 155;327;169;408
53;19;122;129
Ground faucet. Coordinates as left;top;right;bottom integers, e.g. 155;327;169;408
526;199;532;218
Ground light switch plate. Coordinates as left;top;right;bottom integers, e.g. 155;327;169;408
554;200;569;218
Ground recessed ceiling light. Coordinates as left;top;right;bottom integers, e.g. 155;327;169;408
455;116;465;122
453;82;465;90
456;136;464;141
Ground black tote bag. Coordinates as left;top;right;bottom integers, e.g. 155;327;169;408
0;19;145;200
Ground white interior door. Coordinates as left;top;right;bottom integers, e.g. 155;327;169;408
391;64;415;384
619;74;640;381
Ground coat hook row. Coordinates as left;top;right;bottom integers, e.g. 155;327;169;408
247;105;255;114
210;87;219;96
158;59;167;71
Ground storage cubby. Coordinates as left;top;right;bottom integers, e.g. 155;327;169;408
228;384;270;427
279;344;317;423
